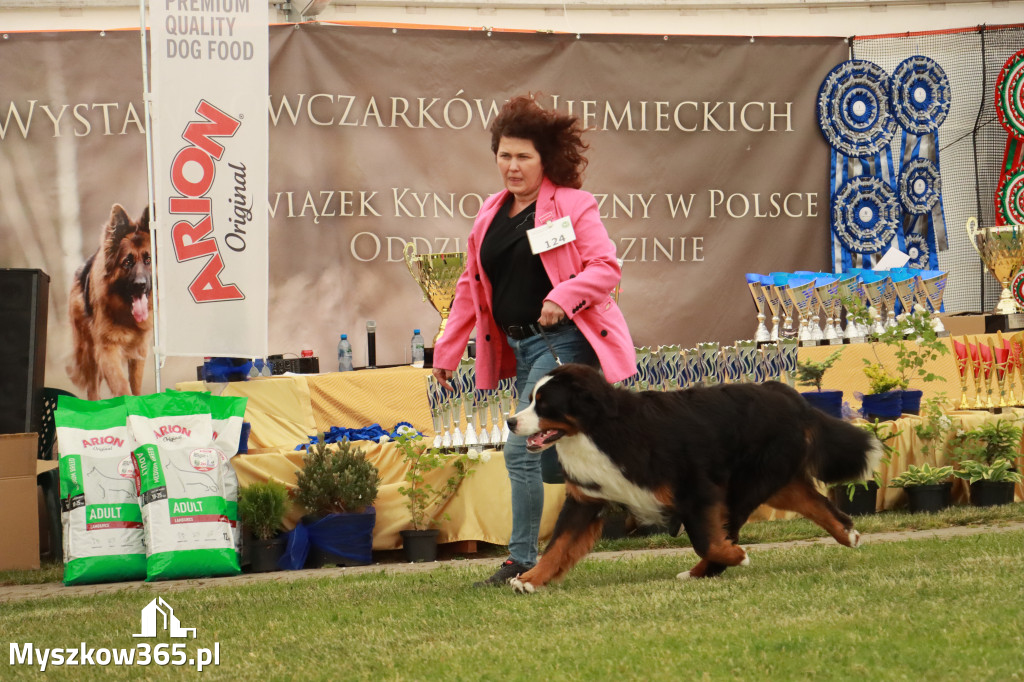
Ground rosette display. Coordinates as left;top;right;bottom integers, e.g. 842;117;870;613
903;232;931;270
996;47;1024;140
899;157;941;215
831;176;899;254
891;56;950;135
817;60;898;158
996;168;1024;226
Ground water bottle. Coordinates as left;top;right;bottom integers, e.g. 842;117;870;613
337;334;353;372
410;329;425;368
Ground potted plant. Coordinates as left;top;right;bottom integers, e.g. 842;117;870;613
831;420;898;515
795;348;844;419
295;434;381;567
888;463;955;513
846;299;948;420
238;479;290;572
946;416;1023;507
394;432;483;562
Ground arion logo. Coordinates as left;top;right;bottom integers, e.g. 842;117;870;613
133;597;196;639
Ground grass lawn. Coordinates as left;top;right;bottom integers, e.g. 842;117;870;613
3;505;1024;680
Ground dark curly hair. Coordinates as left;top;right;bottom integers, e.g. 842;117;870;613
489;95;589;189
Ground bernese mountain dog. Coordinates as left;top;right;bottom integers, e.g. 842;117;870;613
506;363;883;593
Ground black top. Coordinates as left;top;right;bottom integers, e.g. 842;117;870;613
479;197;550;331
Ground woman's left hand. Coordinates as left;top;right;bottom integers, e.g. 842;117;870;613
538;300;567;327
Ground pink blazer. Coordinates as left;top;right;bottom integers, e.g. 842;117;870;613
433;176;637;389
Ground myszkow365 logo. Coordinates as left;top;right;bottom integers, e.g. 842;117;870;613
9;597;221;672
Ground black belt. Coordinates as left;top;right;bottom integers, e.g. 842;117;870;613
502;318;573;341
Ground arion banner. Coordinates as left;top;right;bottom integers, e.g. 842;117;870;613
149;2;269;359
0;25;845;396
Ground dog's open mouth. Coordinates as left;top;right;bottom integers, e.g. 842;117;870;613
132;295;149;323
525;429;565;453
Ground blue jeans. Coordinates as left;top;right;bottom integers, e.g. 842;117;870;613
504;324;596;567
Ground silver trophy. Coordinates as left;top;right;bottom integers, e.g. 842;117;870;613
786;278;818;346
861;275;889;336
891;274;922;328
746;274;773;342
915;270;948;336
779;337;800;387
721;345;743;383
685;347;703;387
697;342;721;386
760;342;781;383
770;277;795;338
815;277;842;344
659;345;683;391
736;339;759;383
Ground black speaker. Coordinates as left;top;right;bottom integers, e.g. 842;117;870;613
0;269;49;435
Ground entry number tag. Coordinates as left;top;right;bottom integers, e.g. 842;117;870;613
527;217;576;255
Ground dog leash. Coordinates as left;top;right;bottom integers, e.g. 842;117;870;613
537;325;563;366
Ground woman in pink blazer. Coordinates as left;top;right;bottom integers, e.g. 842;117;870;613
432;95;636;587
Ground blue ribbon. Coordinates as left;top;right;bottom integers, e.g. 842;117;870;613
295;422;421;450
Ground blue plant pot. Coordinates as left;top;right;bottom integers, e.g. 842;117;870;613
303;507;376;567
861;390;903;422
901;389;923;416
802;390;844;419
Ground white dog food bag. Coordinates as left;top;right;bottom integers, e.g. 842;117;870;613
209;394;247;557
126;392;240;581
55;395;147;586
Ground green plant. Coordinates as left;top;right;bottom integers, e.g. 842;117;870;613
913;394;953;461
795;348;844;391
845;298;948;393
238;479;290;540
946;417;1023;466
394;432;481;530
953;458;1023;484
295;434;380;516
888;463;954;488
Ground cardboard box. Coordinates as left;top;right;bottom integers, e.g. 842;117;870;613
0;433;46;571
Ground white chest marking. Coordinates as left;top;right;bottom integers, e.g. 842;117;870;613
557;433;667;527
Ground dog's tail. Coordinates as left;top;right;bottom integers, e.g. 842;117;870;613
806;410;884;484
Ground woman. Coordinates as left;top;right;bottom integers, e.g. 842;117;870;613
432;95;636;587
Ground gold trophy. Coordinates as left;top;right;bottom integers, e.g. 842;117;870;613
965;217;1024;314
403;242;467;345
990;338;1011;409
950;336;972;410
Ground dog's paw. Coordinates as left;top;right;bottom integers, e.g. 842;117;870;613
676;570;693;581
509;577;536;594
739;549;751;567
848;529;862;548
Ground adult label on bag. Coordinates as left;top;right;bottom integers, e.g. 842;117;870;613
527;216;576;255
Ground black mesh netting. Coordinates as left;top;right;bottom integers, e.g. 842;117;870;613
851;25;1024;313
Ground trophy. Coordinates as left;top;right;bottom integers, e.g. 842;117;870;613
815;277;842;344
745;274;772;342
837;275;867;342
950;337;971;410
990;338;1011;409
698;342;722;386
685;347;705;387
880;274;899;329
736;339;760;383
635;347;653;391
779;338;800;387
762;277;783;341
860;274;888;336
659;345;683;390
760;342;781;383
786;278;818;345
403;242;467;345
770;274;795;338
890;274;921;327
965;217;1024;314
1012;333;1024;406
978;341;996;409
915;270;948;336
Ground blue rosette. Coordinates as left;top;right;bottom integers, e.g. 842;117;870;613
903;233;931;270
899;157;942;215
817;59;897;158
831;176;900;254
891;56;951;135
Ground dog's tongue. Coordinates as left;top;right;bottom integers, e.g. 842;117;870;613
527;430;558;450
132;296;149;323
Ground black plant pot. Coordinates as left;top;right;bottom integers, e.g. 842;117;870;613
400;528;440;563
905;482;951;514
248;535;287;573
969;480;1016;507
834;480;879;516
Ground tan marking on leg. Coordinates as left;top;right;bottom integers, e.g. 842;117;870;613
767;479;857;547
700;502;748;567
652;485;674;507
516;520;603;588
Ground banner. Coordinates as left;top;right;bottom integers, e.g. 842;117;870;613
150;1;269;359
0;26;845;397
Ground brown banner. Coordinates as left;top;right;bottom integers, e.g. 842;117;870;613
0;25;846;395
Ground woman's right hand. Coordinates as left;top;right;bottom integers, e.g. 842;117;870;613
432;367;454;391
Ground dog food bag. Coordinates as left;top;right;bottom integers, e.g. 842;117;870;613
126;392;240;581
209;394;247;557
55;395;147;586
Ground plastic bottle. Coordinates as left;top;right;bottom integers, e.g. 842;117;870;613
411;329;425;368
337;334;354;372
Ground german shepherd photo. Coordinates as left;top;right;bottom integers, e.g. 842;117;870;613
67;204;152;400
